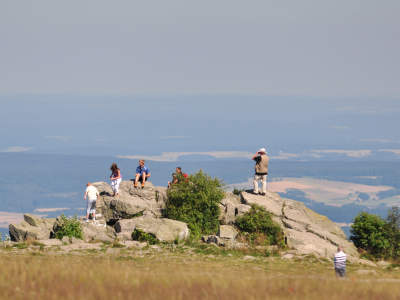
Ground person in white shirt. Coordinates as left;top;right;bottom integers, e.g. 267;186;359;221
84;182;99;222
334;246;347;278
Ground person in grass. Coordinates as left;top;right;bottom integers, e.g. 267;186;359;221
110;163;122;197
84;182;99;222
334;246;347;278
252;147;269;195
168;166;188;188
134;159;151;188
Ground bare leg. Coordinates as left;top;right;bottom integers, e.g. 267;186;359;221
141;173;147;187
134;174;140;187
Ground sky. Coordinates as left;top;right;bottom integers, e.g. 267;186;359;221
1;0;400;97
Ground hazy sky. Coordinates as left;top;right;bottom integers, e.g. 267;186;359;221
1;0;400;97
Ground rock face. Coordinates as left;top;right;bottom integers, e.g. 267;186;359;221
241;191;358;260
115;216;189;242
218;225;238;240
9;214;54;242
81;222;116;243
219;193;251;225
8;180;359;262
93;181;167;223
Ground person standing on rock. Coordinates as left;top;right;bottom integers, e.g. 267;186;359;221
334;246;347;278
110;163;122;197
84;182;99;222
134;159;151;188
252;148;269;196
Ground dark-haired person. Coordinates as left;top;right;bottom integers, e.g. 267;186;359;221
252;148;269;195
84;182;99;222
110;163;122;197
168;166;188;188
134;160;151;188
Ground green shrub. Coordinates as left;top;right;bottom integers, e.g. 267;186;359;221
350;212;390;259
54;215;83;240
132;229;158;245
165;170;224;236
235;205;284;247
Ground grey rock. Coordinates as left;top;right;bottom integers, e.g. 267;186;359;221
9;215;55;242
61;236;70;244
240;191;359;260
219;193;251;224
121;240;147;248
115;216;189;242
281;253;294;260
37;239;63;246
241;191;284;217
70;237;84;244
218;225;238;240
94;181;167;223
81;222;116;243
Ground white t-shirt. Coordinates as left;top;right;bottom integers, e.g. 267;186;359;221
86;185;99;201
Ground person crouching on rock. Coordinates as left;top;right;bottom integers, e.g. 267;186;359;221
134;159;151;189
168;166;188;188
84;182;99;222
110;163;122;197
252;148;269;196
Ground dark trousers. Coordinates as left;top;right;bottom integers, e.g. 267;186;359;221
335;268;346;278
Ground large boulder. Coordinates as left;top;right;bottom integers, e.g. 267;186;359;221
81;222;116;243
114;215;189;242
218;225;238;240
219;192;251;224
93;181;167;224
241;191;358;260
9;214;54;242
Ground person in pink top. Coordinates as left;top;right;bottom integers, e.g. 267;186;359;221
110;163;122;197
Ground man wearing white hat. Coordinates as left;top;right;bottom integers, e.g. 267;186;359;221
252;148;269;195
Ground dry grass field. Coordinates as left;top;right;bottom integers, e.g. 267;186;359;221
1;242;400;300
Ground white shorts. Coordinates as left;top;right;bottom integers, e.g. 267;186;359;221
86;199;96;215
111;178;122;193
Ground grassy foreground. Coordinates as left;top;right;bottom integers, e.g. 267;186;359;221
1;243;400;300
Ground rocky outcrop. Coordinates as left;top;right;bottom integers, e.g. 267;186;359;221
114;215;189;242
93;181;167;223
240;191;358;260
8;180;358;261
9;214;54;242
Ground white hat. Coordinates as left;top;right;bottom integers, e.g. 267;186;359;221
258;148;266;153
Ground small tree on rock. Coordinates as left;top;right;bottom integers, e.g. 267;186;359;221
165;170;224;236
